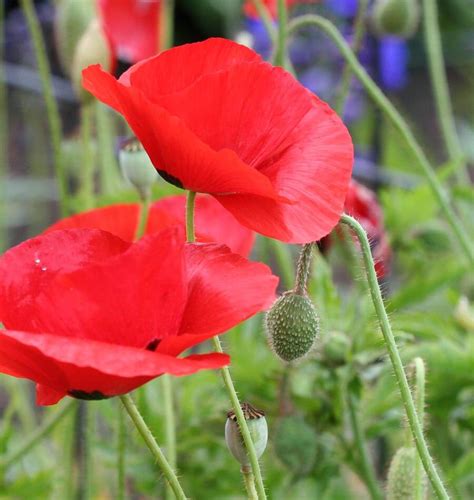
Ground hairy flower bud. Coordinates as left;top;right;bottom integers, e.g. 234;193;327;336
372;0;420;39
387;446;426;499
265;291;319;362
71;19;113;102
274;415;318;475
119;137;158;198
225;403;268;466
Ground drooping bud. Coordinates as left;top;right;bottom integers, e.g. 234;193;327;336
386;446;426;500
55;0;95;76
372;0;420;39
274;415;318;475
71;19;113;102
225;403;268;466
265;291;320;362
119;137;158;199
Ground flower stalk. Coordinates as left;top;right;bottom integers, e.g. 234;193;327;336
413;358;426;500
242;465;259;500
422;0;468;183
294;243;313;295
20;0;68;216
273;0;288;67
185;190;267;499
119;394;187;500
340;214;448;500
288;15;473;265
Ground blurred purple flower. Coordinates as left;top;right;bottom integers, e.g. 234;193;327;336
326;0;359;18
244;18;273;60
378;37;408;90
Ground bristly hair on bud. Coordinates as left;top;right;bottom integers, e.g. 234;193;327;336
265;243;319;363
225;403;268;467
386;446;427;500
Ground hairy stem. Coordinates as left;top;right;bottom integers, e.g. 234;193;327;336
413;358;426;500
20;0;68;215
185;191;267;499
0;399;75;471
294;243;313;295
347;394;383;500
241;465;259;500
422;0;468;182
119;394;187;500
340;214;448;500
288;15;473;264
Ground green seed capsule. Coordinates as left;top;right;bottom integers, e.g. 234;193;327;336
119;138;158;198
265;291;319;362
274;415;318;475
225;403;268;467
372;0;420;39
387;446;426;500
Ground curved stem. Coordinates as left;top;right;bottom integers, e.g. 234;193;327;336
185;191;266;499
185;191;196;243
117;406;126;500
161;375;177;500
119;394;187;500
422;0;468;183
340;214;448;500
413;358;426;500
20;0;67;216
273;0;287;67
334;0;369;116
288;15;473;265
241;465;259;500
0;399;75;470
212;337;267;499
294;243;313;295
79;103;95;210
347;394;383;500
251;0;277;44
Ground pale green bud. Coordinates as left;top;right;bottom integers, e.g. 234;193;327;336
372;0;420;39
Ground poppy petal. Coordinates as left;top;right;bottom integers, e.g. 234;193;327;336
0;229;130;331
82;66;280;198
158;244;278;355
0;330;229;405
215;97;354;242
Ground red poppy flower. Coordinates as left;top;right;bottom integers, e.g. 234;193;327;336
46;195;255;257
244;0;318;19
98;0;162;63
0;227;277;405
82;38;353;244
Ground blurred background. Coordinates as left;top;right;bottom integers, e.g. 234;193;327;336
0;1;473;499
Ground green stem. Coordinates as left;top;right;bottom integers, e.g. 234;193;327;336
212;337;267;499
161;375;177;500
273;0;287;67
79;103;95;210
117;404;126;500
288;15;473;265
413;358;426;500
185;191;196;243
340;214;448;500
119;394;187;500
0;0;7;252
96;103;120;195
73;401;90;500
0;399;75;471
161;0;175;50
251;0;277;44
241;465;259;500
334;0;369;116
185;191;266;499
294;243;313;295
422;0;468;183
347;394;383;500
134;193;151;241
20;0;67;216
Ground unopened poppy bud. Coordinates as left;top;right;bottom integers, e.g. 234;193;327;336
266;291;319;362
274;415;318;475
372;0;420;39
225;403;268;466
387;446;426;500
55;0;95;76
119;137;158;199
72;19;113;102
